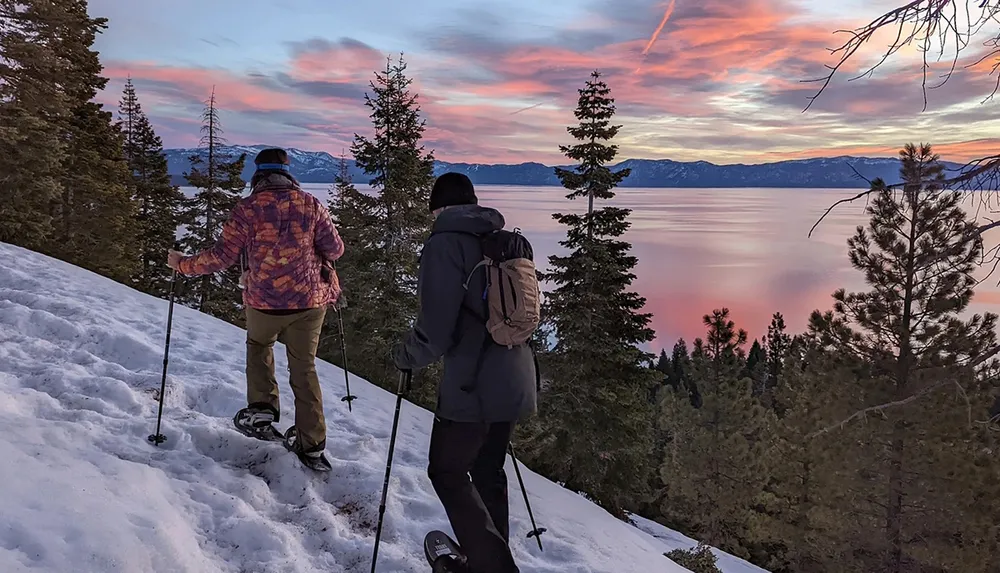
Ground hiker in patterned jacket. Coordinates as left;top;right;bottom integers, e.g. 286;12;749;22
167;148;344;472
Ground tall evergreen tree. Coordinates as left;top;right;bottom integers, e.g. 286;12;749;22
808;143;1000;572
178;89;246;323
659;308;774;561
0;0;136;279
655;349;671;376
519;71;658;519
0;0;68;249
745;338;767;395
48;0;137;282
328;54;436;392
119;78;185;296
760;341;868;573
763;312;792;408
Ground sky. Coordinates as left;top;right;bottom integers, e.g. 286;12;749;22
88;0;1000;165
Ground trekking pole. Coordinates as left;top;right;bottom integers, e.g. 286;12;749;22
371;369;412;573
509;443;546;551
334;263;358;411
336;307;357;410
148;244;180;446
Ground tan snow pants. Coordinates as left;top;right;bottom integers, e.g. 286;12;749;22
245;306;327;452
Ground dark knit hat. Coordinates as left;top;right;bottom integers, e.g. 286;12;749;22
251;148;295;189
429;172;477;212
254;148;290;172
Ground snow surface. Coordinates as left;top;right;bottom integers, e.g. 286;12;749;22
0;241;770;573
629;516;769;573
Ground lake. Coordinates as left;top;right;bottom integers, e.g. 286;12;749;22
179;183;1000;352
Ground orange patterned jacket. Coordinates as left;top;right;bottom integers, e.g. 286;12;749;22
177;174;344;310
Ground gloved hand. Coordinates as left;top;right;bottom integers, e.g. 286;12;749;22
333;292;348;310
390;342;413;371
167;249;184;271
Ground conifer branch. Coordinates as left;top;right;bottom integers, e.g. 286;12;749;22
808;344;1000;438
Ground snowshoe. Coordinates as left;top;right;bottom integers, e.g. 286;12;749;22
282;425;332;472
233;405;284;442
424;530;469;573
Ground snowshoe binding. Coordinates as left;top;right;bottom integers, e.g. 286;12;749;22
283;425;332;472
424;530;469;573
233;404;284;442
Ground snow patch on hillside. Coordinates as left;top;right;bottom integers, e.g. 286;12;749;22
0;241;767;573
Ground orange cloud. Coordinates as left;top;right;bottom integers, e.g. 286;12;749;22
95;1;1000;165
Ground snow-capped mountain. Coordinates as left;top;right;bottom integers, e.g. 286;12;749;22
164;144;971;189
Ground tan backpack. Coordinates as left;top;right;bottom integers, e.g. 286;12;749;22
463;228;541;348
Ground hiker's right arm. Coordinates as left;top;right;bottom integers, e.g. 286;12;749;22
392;236;464;370
177;203;251;276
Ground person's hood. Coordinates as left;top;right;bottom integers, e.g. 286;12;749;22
251;172;299;194
431;204;505;235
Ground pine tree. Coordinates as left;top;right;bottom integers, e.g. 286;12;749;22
519;71;659;519
0;0;69;249
119;78;185;296
745;338;767;395
808;143;1000;572
659;308;774;561
178;89;246;324
763;312;792;408
47;0;137;282
761;341;869;573
328;54;436;392
655;349;671;376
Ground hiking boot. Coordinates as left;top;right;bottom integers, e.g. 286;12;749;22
431;554;470;573
283;425;332;472
233;403;283;441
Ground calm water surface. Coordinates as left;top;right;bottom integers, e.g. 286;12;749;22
182;183;1000;351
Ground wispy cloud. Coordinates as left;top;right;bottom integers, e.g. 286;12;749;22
92;0;1000;164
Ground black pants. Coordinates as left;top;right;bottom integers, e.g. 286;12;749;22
428;417;519;573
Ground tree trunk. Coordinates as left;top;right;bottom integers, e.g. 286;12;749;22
885;429;905;573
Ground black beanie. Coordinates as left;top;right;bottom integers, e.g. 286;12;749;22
254;148;290;171
429;172;477;212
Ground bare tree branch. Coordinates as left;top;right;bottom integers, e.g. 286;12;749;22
808;187;878;238
808;344;1000;438
804;3;1000;251
803;1;1000;112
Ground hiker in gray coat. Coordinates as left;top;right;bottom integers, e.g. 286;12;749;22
392;172;536;573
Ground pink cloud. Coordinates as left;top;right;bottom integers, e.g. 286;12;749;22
94;1;1000;165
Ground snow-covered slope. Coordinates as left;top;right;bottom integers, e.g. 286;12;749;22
630;516;769;573
0;242;767;573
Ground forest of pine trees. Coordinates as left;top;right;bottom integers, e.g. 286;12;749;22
2;3;998;572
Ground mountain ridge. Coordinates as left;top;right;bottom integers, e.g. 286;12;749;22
164;144;973;189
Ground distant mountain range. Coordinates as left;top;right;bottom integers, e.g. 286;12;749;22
164;144;972;189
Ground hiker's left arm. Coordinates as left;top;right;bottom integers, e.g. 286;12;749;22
393;236;464;370
175;203;251;276
314;199;345;262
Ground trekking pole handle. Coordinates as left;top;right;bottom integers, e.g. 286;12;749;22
397;369;412;397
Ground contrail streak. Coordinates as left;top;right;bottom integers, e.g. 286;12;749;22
510;102;544;115
641;0;676;56
636;0;676;73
